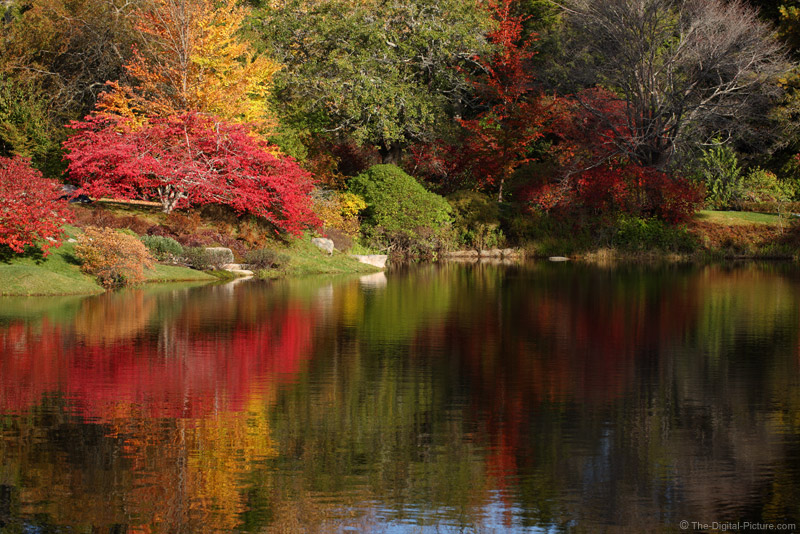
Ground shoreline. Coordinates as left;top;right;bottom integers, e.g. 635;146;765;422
0;235;381;297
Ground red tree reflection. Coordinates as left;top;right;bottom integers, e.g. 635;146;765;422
0;290;314;420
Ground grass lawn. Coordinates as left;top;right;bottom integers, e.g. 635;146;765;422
0;239;105;296
271;237;382;277
694;210;786;226
0;226;214;296
144;264;216;282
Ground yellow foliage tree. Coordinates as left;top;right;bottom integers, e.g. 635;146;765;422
97;0;279;131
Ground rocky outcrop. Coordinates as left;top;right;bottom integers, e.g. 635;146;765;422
311;237;335;255
350;254;388;269
221;263;254;276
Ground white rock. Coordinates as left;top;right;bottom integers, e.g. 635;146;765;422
311;237;335;255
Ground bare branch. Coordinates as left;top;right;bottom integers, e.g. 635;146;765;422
555;0;789;168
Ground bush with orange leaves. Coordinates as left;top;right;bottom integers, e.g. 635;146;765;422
75;227;154;288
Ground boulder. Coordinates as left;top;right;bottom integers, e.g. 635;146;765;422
311;237;335;255
350;254;388;269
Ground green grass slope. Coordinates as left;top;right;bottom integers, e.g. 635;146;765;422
694;210;785;226
0;240;104;296
270;237;382;277
0;231;214;296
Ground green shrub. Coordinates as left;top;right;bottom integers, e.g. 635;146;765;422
140;234;184;261
183;247;211;270
182;247;232;270
348;164;453;255
245;248;289;270
75;226;154;288
115;228;138;237
739;168;794;205
447;190;505;249
613;215;697;252
695;141;743;209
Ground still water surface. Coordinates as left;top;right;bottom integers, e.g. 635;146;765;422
1;262;800;533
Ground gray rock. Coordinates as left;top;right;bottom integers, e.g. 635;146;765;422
548;256;569;262
350;254;388;269
311;237;335;255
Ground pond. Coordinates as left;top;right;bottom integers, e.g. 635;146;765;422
1;262;799;533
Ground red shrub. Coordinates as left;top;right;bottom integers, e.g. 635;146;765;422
0;156;71;254
527;164;703;224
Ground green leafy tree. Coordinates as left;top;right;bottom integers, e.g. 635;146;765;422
258;0;491;163
695;140;743;209
0;76;58;169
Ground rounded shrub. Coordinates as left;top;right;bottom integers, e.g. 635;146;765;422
75;226;154;288
182;247;233;270
613;215;697;252
447;190;505;249
348;164;453;254
244;248;289;270
140;234;184;261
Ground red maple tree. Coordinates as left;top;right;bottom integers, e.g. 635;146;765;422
458;0;550;201
0;156;72;254
522;87;705;224
63;113;319;235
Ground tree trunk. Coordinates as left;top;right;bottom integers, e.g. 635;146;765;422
379;143;403;165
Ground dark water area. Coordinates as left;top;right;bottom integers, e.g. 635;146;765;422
1;262;800;533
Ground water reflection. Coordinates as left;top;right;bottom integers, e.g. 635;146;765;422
0;263;799;532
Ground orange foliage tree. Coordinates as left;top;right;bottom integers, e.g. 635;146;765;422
97;0;279;130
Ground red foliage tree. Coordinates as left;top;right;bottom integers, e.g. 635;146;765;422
523;88;704;224
63;113;319;235
0;156;71;254
457;0;551;201
525;163;704;224
546;88;629;171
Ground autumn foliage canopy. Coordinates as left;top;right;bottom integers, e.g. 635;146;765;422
0;155;71;254
63;113;319;235
96;0;278;129
457;0;549;201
